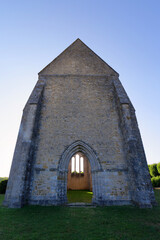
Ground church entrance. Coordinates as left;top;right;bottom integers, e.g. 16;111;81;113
67;152;93;203
57;140;102;205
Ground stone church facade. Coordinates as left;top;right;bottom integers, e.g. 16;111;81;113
4;39;155;208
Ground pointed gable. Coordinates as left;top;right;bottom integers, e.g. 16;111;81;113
39;39;118;76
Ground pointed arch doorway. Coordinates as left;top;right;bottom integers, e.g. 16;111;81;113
57;140;102;205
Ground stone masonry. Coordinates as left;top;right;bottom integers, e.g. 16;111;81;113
3;39;156;208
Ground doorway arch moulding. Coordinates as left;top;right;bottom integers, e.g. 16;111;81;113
57;140;104;205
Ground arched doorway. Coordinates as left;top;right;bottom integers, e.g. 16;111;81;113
57;140;102;205
67;152;92;203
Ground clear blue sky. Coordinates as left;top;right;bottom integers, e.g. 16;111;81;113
0;0;160;177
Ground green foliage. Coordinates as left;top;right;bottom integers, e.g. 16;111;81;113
0;177;8;181
157;162;160;175
148;164;159;177
0;179;8;194
148;165;151;177
151;176;160;187
148;163;160;187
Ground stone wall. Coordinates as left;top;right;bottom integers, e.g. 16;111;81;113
28;74;131;205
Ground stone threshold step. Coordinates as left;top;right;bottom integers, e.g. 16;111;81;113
67;202;95;207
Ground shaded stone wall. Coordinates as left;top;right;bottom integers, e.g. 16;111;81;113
112;76;156;207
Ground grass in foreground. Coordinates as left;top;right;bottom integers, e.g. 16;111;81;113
0;190;160;240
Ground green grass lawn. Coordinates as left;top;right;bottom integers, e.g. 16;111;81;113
67;190;93;203
0;190;160;240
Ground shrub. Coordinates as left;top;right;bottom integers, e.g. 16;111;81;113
0;179;8;194
148;165;152;178
148;164;159;177
157;162;160;175
151;176;160;188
